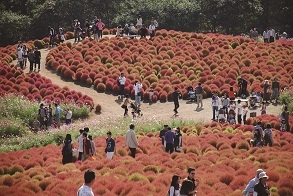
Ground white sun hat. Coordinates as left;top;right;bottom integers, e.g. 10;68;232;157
259;172;269;179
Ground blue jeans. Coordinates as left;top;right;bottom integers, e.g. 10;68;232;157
135;95;141;106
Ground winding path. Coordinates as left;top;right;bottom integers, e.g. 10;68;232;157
19;37;281;122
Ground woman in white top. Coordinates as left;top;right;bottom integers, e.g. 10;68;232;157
169;174;181;196
134;81;142;106
136;15;143;30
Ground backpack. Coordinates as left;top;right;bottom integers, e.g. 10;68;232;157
62;141;72;155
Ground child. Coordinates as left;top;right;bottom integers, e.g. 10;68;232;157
149;87;154;101
242;105;248;124
121;94;130;117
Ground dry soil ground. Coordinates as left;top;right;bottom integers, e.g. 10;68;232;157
16;36;282;123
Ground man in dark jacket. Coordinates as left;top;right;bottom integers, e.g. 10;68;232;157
172;87;181;114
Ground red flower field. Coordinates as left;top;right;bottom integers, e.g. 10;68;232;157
0;124;293;195
0;48;95;108
46;30;293;101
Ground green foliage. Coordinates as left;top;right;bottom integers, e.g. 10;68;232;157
279;91;293;105
0;95;39;126
0;118;29;137
1;0;292;45
0;11;31;46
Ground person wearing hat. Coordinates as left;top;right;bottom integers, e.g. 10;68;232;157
58;27;65;43
254;172;270;196
242;169;265;195
105;131;115;159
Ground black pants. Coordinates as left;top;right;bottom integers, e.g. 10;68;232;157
78;152;83;161
237;115;242;124
98;30;103;38
119;85;125;96
165;143;174;154
243;115;247;124
269;36;274;43
124;106;128;116
29;61;34;71
129;147;136;158
174;101;179;113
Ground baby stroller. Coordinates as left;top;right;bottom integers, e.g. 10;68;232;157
227;109;236;124
130;103;143;118
187;86;196;102
249;92;262;108
218;106;226;123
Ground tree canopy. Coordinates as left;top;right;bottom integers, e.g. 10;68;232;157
0;0;292;46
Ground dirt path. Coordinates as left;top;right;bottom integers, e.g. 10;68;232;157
18;37;282;123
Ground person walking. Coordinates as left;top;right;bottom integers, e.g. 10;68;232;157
211;92;220;121
184;167;200;195
159;125;169;151
168;174;181;196
242;169;265;196
165;127;175;154
73;19;81;43
195;83;203;108
254;172;270;196
105;131;116;159
174;127;182;152
172;87;181;115
81;132;92;162
271;78;280;104
149;22;156;38
65;108;72;125
125;124;139;158
77;170;95;196
54;103;62;129
96;19;105;40
134;81;142;107
34;47;41;71
61;134;73;164
76;129;84;161
27;49;35;72
118;73;126;99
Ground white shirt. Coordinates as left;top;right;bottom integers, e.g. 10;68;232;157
17;48;23;58
242;177;259;195
269;29;275;37
169;186;180;196
119;76;126;85
137;18;142;26
149;25;156;32
66;110;72;119
212;96;220;107
134;83;142;95
237;104;243;115
77;134;83;152
230;103;236;111
77;184;94;196
263;31;269;39
243;108;248;116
